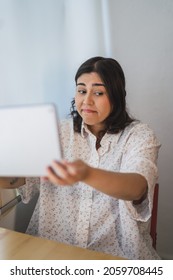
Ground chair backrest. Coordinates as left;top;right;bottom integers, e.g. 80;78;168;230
150;183;159;249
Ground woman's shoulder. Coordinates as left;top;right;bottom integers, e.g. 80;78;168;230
122;120;160;145
124;120;156;134
59;118;73;130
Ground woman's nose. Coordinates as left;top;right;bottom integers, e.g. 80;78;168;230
83;93;93;105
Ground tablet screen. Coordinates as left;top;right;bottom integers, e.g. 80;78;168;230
0;104;62;177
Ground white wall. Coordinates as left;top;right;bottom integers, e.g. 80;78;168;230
0;0;67;115
0;0;107;118
109;0;173;259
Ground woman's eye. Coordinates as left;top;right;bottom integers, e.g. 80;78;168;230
95;91;103;96
78;89;86;94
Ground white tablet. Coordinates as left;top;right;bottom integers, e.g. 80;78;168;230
0;103;62;177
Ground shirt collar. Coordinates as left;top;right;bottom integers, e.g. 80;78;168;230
81;122;90;138
81;121;122;144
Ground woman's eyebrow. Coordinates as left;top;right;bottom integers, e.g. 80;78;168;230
92;83;105;87
76;82;85;86
76;82;105;87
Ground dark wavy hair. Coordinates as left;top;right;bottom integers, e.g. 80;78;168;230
70;56;135;134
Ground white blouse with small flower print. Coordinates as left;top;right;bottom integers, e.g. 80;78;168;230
19;119;161;259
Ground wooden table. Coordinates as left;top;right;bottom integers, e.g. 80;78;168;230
0;227;124;260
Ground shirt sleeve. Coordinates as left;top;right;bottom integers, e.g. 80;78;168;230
18;177;40;204
120;123;161;222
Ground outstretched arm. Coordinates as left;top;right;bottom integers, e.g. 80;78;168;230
46;160;147;201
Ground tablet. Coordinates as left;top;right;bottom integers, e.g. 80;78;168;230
0;103;62;177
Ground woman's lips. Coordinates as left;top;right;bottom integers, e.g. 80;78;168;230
82;109;97;113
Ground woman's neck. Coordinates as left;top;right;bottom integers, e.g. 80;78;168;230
87;123;106;138
85;123;106;149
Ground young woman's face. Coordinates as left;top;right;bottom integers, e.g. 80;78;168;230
75;72;111;136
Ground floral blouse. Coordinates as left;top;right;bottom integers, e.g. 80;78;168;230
19;119;161;259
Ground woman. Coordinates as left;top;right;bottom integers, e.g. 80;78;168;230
0;57;161;259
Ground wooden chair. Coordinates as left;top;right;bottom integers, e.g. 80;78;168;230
150;183;159;249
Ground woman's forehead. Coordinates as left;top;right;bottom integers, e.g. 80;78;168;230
77;72;104;84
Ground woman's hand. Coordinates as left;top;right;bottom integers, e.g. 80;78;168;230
46;159;91;186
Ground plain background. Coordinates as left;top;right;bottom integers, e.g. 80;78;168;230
0;0;173;259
